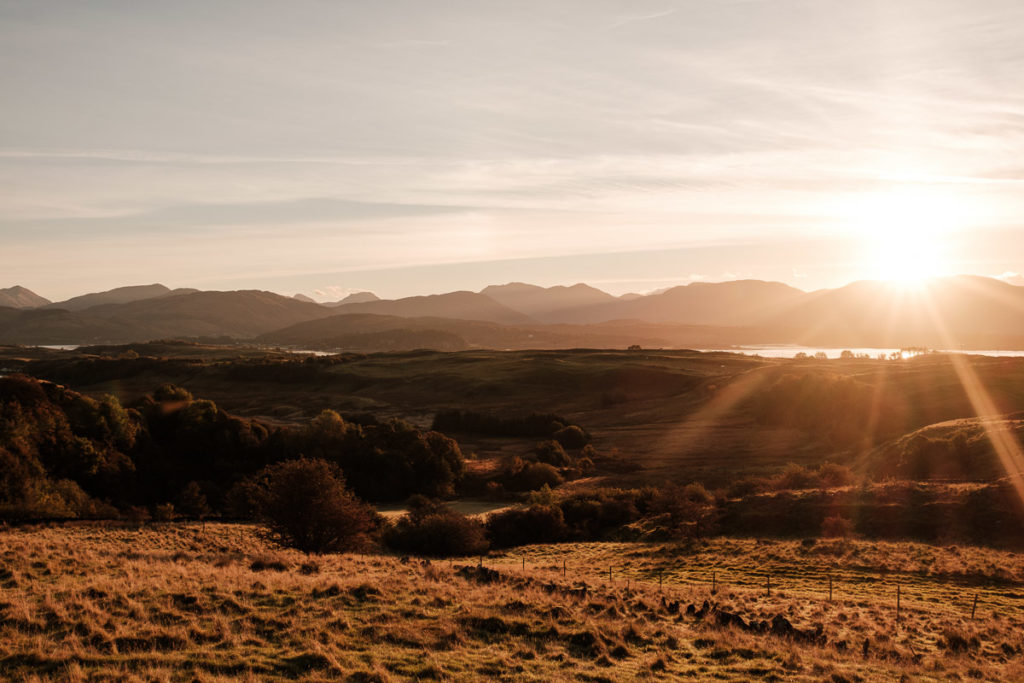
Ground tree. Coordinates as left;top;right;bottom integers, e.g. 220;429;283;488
256;458;380;553
651;483;718;539
176;481;211;520
383;496;488;557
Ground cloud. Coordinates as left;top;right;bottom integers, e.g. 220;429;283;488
996;271;1024;286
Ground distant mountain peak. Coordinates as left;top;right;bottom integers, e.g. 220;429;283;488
46;283;173;312
340;291;379;304
0;285;51;309
293;293;317;303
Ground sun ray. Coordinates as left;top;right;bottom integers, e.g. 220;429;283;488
917;287;1024;505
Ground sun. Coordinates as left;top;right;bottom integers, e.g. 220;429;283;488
841;187;965;285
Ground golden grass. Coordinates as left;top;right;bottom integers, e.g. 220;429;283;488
2;524;1023;681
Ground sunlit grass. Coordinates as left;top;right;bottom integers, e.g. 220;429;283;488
2;523;1023;681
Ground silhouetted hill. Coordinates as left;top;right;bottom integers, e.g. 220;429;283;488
0;286;50;309
334;291;536;325
775;276;1024;348
45;284;198;312
292;293;316;303
521;279;806;325
480;282;616;323
0;290;334;344
85;290;335;339
614;280;806;325
325;291;380;306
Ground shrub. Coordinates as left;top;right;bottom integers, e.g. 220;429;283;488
486;504;567;548
256;458;380;553
176;481;212;519
817;463;854;488
152;503;176;522
152;384;193;402
500;460;564;492
650;483;718;539
534;440;572;467
773;463;819;491
384;496;489;557
553;425;590;449
726;477;766;499
558;488;650;540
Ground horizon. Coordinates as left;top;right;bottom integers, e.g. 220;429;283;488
7;269;1024;306
3;1;1024;300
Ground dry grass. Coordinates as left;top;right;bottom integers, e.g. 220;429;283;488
2;524;1023;681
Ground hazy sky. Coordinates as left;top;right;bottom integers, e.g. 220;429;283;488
3;0;1024;301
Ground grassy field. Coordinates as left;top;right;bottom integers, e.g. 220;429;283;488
2;523;1022;682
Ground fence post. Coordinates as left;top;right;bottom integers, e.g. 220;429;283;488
659;572;663;592
971;594;978;620
766;573;771;598
828;576;832;602
712;571;716;593
896;584;901;624
562;559;566;578
522;556;525;571
609;566;612;584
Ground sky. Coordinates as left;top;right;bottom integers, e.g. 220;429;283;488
2;0;1024;302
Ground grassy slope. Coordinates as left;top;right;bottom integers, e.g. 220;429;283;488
1;524;1022;682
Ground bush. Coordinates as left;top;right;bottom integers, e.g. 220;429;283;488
384;496;489;557
486;505;567;548
817;463;854;488
534;440;571;467
650;483;718;539
558;488;651;540
176;481;211;519
153;384;193;402
152;502;176;522
553;425;590;449
256;458;380;553
499;460;564;492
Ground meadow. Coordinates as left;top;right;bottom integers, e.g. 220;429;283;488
2;522;1022;682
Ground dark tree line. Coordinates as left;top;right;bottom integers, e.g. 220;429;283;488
0;374;465;520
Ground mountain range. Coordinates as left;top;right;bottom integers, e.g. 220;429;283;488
2;276;1023;350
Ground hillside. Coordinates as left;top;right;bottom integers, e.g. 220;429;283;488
16;346;1024;491
569;280;808;326
333;290;537;325
258;313;679;351
480;282;617;323
45;283;188;311
325;291;380;306
0;290;334;344
2;524;1023;681
776;276;1024;348
0;285;50;309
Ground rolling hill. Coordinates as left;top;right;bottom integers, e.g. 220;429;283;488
332;290;536;325
257;312;677;351
45;283;199;312
480;282;617;323
0;290;334;344
774;276;1024;348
